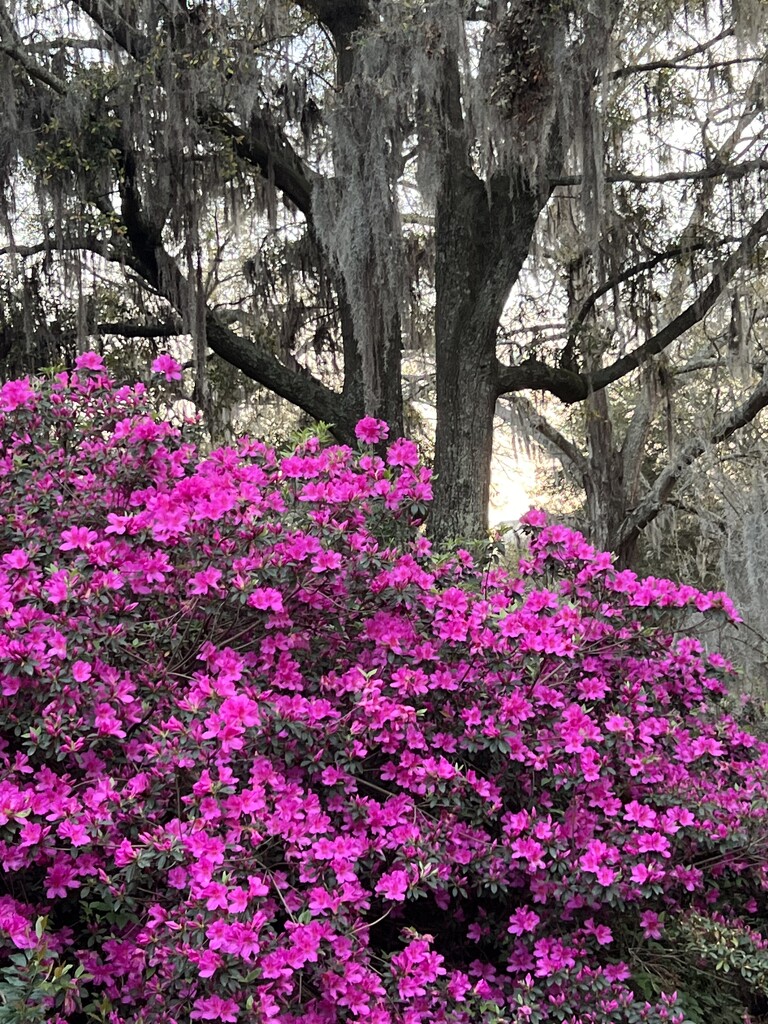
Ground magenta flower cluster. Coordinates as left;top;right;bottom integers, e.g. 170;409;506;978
0;355;767;1023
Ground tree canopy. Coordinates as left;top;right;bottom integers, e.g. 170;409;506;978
1;0;768;548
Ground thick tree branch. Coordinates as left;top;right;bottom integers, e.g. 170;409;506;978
96;321;182;338
200;110;315;218
115;168;353;441
73;0;316;217
498;207;768;403
589;207;768;392
0;41;66;92
0;236;105;258
0;3;67;93
496;357;585;402
614;56;761;75
0;320;183;348
614;371;768;550
202;315;356;441
293;0;370;36
71;0;150;60
561;242;710;370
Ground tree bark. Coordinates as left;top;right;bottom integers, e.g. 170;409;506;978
581;390;637;566
430;52;550;543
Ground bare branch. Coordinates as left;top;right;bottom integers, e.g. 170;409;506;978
613;56;761;76
614;371;768;549
609;27;735;79
589;207;768;393
498;208;768;402
114;167;353;440
0;321;183;347
0;238;100;258
562;242;710;371
96;321;182;338
0;2;67;93
551;158;768;188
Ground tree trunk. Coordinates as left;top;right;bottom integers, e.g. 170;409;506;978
581;391;635;565
433;317;497;543
431;172;545;542
428;49;556;545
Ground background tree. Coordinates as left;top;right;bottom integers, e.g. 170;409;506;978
2;0;768;545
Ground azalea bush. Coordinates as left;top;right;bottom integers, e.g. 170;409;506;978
1;356;768;1023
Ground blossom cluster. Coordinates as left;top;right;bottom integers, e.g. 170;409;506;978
0;356;767;1023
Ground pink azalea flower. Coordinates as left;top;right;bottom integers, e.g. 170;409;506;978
640;910;663;939
72;660;92;683
190;995;239;1022
59;526;98;551
2;549;29;570
355;416;389;444
507;907;540;935
75;352;106;372
151;354;183;381
386;438;420;468
375;869;409;901
0;377;36;411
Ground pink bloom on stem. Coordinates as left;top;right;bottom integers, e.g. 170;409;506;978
105;512;132;536
640;910;663;939
151;354;183;381
311;550;343;573
507;907;540;935
74;352;106;372
375;869;409;901
44;571;69;604
190;995;239;1022
355;416;389;445
188;567;223;595
247;587;284;612
584;918;613;945
45;858;80;898
2;549;29;570
0;378;36;411
57;820;90;847
59;526;98;552
595;866;617;886
113;839;136;866
72;660;92;683
386;437;420;467
520;509;547;527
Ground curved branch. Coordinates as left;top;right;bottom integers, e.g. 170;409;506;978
0;236;103;258
201;109;315;218
72;0;317;217
608;27;734;79
588;207;768;392
496;356;585;402
552;158;768;188
71;0;151;60
115;166;353;440
614;372;768;550
561;243;710;371
498;208;768;403
0;3;67;93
